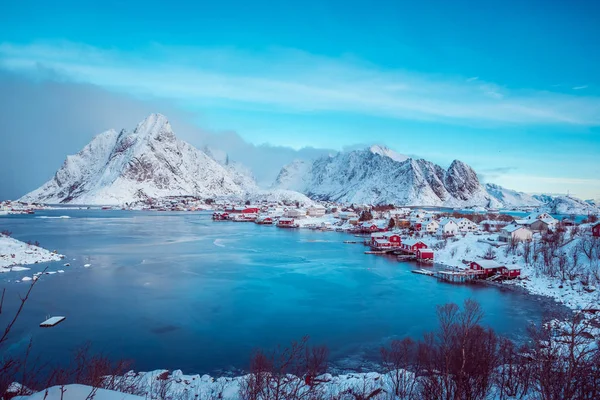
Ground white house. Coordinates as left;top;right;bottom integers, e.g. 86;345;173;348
284;208;305;218
338;211;359;220
454;218;479;232
499;225;533;242
424;220;439;233
436;218;459;237
306;205;326;217
524;212;554;221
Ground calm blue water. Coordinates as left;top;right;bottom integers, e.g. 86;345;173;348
0;210;563;375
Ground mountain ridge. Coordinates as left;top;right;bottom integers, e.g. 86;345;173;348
273;146;544;208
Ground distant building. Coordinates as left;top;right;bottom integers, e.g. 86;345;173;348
424;220;439;233
499;225;533;242
436;218;459;237
400;239;428;253
284;208;305;218
454;218;479;232
338;211;358;220
528;218;557;232
306;205;326;217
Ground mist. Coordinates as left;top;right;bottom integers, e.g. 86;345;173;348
0;72;332;200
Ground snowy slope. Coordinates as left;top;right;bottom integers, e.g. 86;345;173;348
541;195;600;215
203;146;258;192
273;146;495;206
484;183;542;208
272;159;311;192
20;114;247;205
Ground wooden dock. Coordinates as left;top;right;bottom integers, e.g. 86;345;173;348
436;270;486;283
411;269;435;276
364;250;395;255
40;316;66;328
397;254;417;260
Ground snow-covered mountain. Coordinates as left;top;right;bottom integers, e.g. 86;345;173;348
202;146;258;192
540;196;600;215
20;114;249;205
484;183;542;208
273;146;548;207
274;146;496;206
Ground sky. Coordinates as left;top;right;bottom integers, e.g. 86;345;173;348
1;0;599;200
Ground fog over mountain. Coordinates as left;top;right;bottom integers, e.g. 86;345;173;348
0;72;331;200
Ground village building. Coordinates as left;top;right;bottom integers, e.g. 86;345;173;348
400;239;428;253
469;259;521;279
359;221;387;233
255;215;273;225
470;260;504;275
593;223;600;237
277;217;297;228
338;211;359;220
416;248;434;261
436;218;459;237
501;264;522;278
454;217;479;232
370;232;402;249
499;225;533;242
524;212;554;221
306;205;326;217
284;208;305;218
424;220;439;233
528;218;557;232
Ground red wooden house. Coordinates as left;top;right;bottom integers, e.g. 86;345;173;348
470;260;503;276
400;239;427;253
500;265;521;278
416;248;434;261
593;223;600;237
370;233;401;249
277;217;297;228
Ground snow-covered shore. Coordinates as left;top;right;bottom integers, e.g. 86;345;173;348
412;230;600;311
0;235;64;274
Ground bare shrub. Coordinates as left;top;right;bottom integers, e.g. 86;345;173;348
239;336;329;400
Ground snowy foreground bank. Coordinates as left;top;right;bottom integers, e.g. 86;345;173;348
0;235;64;273
13;371;406;400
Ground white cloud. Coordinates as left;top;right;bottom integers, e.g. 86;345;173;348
1;42;600;126
572;85;588;90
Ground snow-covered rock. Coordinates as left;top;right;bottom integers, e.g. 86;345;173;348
0;235;63;271
20;114;248;205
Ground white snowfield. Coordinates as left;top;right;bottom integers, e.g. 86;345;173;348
0;235;63;272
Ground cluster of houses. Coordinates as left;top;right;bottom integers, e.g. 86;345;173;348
368;233;434;261
498;212;562;243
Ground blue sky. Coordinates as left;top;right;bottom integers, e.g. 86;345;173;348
1;0;599;199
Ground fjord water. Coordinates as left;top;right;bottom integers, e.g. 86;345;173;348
1;211;560;374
